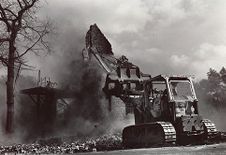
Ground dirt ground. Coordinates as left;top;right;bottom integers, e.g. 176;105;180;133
77;143;226;155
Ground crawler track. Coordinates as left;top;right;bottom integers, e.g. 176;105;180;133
122;122;177;148
157;122;176;144
203;119;219;140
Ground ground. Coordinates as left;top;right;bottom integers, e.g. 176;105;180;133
78;143;226;155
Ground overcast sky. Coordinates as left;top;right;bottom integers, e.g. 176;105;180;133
24;0;226;81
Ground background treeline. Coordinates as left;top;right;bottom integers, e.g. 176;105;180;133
195;67;226;109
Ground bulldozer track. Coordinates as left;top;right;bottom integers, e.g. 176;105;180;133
202;119;219;140
157;122;176;144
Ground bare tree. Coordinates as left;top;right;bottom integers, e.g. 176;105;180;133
0;0;51;133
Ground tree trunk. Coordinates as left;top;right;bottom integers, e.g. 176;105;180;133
5;41;15;133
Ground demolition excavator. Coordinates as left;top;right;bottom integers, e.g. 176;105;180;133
83;24;220;148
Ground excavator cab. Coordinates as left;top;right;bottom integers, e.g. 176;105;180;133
123;75;218;147
146;75;199;121
168;79;198;117
143;75;218;144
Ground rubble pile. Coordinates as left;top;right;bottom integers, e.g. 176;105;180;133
0;133;123;154
95;133;122;151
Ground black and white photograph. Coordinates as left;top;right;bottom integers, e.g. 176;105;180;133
0;0;226;154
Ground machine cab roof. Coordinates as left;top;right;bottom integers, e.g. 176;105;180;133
149;75;197;102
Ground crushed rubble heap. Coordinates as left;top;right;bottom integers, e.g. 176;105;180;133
0;133;122;154
2;132;225;154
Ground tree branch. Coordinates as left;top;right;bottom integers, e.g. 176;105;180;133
16;0;38;31
17;0;23;9
22;0;30;7
14;31;45;60
4;8;18;18
0;38;10;43
0;4;11;31
0;56;8;66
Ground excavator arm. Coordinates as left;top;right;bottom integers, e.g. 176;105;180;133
83;46;112;73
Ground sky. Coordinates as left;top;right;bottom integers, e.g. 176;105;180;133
23;0;226;81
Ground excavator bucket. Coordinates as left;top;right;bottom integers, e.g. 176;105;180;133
102;61;149;97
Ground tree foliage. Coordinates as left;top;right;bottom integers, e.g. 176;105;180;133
196;67;226;108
